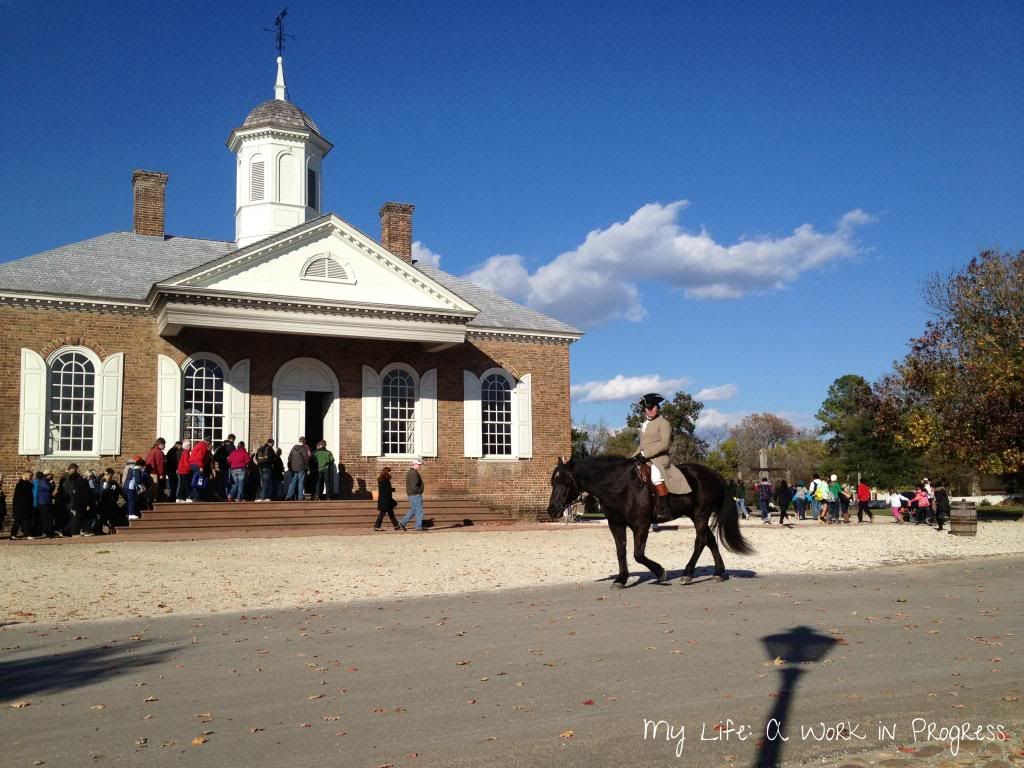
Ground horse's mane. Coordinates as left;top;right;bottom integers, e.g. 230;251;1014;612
570;455;633;480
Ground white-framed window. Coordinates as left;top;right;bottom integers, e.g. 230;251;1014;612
381;367;416;455
48;350;96;453
481;371;513;457
464;368;532;459
18;346;124;457
182;357;225;444
157;353;250;447
301;254;354;284
361;365;437;458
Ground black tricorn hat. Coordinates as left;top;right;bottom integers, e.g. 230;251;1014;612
639;393;665;409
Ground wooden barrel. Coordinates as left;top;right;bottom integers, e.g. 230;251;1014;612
949;501;977;537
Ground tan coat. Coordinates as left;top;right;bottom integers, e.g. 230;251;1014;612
632;415;692;495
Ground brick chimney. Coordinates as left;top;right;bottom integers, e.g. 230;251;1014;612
132;170;169;237
379;202;415;263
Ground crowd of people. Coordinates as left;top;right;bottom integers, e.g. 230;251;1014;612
2;433;432;539
728;475;952;531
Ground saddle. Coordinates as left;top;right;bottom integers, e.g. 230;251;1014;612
633;457;693;497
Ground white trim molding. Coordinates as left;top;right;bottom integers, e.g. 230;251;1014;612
158;302;467;345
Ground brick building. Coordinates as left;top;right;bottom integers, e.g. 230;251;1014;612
0;57;581;517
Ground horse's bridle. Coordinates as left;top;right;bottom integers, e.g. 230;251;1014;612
560;466;586;509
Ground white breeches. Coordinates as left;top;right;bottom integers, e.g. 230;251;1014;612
650;463;664;485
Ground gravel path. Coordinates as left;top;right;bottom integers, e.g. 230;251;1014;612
4;519;1023;624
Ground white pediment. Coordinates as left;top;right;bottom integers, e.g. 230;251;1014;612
166;216;477;315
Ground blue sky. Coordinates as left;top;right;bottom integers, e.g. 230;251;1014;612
3;1;1022;432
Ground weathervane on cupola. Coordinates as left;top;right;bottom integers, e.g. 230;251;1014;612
264;8;294;101
228;6;332;247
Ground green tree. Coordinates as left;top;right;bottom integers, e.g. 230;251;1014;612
625;390;707;462
817;374;921;487
705;436;741;477
603;427;640;457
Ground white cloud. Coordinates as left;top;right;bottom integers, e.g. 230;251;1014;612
696;408;748;431
411;241;443;268
571;374;690;403
695;383;738;402
463;253;531;303
464;202;873;328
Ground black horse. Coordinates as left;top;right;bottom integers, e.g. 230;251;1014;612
547;456;753;588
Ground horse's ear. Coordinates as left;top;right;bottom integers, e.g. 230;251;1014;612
557;456;564;466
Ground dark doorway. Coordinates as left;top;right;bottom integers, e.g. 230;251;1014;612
304;391;331;497
304;391;330;447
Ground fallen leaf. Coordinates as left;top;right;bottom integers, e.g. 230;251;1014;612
90;704;106;711
773;657;785;666
455;659;472;666
306;695;324;700
582;699;595;706
898;746;916;753
466;699;477;704
560;729;574;739
143;697;158;703
191;736;208;746
10;701;30;709
248;727;264;733
323;715;340;721
299;723;311;728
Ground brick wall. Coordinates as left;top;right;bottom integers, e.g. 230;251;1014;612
0;304;570;518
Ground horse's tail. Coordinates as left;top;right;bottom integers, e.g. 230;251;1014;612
711;470;754;555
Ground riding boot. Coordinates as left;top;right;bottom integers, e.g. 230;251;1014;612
652;484;670;530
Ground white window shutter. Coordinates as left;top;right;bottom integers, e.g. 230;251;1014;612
419;368;438;458
19;348;46;455
515;373;533;459
157;354;182;444
227;359;251;446
361;365;381;456
96;353;124;455
463;370;482;458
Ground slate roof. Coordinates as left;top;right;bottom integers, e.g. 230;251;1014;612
239;99;323;138
0;232;235;302
0;230;582;338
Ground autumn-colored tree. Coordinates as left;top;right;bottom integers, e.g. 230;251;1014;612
727;413;797;474
875;250;1024;475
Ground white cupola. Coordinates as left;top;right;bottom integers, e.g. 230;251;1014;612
227;56;333;248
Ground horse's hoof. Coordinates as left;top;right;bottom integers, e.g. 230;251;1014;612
679;576;693;586
711;574;727;582
611;581;627;590
655;569;667;584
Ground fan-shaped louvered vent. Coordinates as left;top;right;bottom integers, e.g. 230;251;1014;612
303;256;348;282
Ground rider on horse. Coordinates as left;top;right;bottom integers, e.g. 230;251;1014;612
632;393;674;530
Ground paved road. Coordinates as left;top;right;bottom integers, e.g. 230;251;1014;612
2;556;1022;767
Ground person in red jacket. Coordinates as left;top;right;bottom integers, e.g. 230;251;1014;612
856;480;873;523
227;441;251;501
145;438;167;503
187;438;210;502
175;440;192;503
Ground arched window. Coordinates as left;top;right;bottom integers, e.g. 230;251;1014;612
48;351;96;453
250;155;265;202
463;368;532;459
481;372;513;456
381;368;416;455
183;358;225;444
